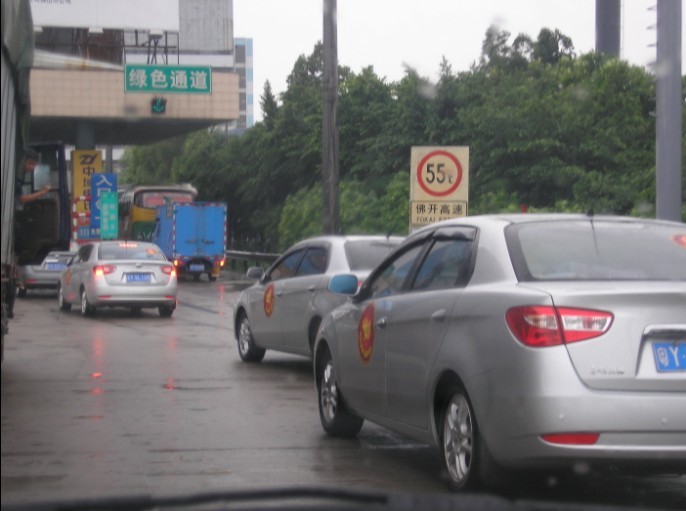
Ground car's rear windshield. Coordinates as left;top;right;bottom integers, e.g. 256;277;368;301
344;239;399;271
506;219;686;281
99;243;166;261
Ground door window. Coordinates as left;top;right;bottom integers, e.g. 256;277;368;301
411;239;473;291
269;249;306;281
297;246;328;276
367;243;426;300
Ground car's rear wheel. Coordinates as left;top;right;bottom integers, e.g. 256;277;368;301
236;313;265;362
208;273;217;282
440;386;501;491
16;287;27;298
57;284;71;311
80;288;94;317
317;349;363;438
158;305;174;317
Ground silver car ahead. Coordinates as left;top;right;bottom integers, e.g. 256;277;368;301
313;214;686;491
233;235;403;362
57;241;178;317
17;251;74;297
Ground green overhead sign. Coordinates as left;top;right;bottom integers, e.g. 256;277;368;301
125;64;212;94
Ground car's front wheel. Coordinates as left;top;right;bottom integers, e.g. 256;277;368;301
57;284;71;311
317;349;363;438
80;288;95;317
236;313;265;362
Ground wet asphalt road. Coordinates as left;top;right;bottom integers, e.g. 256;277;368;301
1;275;685;509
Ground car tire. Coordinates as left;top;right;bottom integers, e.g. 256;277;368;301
208;273;217;282
57;284;71;312
317;349;363;438
236;313;266;363
440;385;502;492
16;287;27;298
158;305;174;318
80;288;95;317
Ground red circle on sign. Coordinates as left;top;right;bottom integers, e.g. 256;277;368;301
417;150;463;197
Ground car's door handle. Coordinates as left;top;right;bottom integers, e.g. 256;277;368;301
308;285;316;292
431;309;447;322
275;289;283;296
376;317;388;329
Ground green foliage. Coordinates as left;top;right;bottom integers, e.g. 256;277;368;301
120;28;682;250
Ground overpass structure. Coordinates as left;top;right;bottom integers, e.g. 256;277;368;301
29;52;239;147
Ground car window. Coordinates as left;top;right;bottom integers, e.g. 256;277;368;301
344;239;400;271
99;243;166;261
297;246;328;276
367;242;425;300
411;238;473;291
269;249;306;281
75;245;93;263
507;220;686;281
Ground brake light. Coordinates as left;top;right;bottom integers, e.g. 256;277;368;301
506;306;613;347
541;433;600;445
173;259;180;267
161;266;176;276
93;265;116;277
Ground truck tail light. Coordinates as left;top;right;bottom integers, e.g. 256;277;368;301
505;306;613;347
93;265;116;277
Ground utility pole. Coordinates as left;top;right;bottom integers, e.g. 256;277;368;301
322;0;339;234
656;0;682;221
595;0;621;57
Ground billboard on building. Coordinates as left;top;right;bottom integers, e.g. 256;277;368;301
30;0;180;31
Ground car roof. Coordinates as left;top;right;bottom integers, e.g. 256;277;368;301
407;213;682;240
288;234;404;250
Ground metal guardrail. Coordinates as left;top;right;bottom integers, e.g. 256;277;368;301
225;250;280;273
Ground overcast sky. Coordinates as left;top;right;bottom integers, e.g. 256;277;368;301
234;0;683;121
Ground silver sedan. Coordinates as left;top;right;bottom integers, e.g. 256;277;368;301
233;235;403;362
16;251;74;297
57;241;178;317
313;214;686;491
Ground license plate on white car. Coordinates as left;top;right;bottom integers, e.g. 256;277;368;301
126;273;152;283
652;342;686;372
47;263;66;271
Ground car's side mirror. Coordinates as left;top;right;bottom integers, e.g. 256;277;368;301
328;274;358;295
246;267;265;280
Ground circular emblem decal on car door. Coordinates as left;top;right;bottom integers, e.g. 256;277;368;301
264;283;275;317
358;303;376;364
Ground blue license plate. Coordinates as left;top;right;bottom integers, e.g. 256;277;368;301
126;273;151;283
47;263;66;271
652;342;686;372
189;264;204;272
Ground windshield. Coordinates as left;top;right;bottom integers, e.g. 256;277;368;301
344;240;399;271
507;220;686;281
4;1;684;510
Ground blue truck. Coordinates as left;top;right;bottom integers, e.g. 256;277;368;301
152;202;227;281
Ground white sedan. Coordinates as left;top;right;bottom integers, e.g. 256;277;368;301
57;241;178;317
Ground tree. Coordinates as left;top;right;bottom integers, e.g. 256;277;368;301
260;80;278;131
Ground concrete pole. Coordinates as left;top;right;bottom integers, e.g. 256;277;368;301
656;0;682;221
322;0;340;234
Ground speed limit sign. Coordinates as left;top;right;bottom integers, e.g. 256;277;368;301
410;146;469;228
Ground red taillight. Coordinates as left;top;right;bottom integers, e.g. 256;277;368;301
93;265;116;277
161;266;176;276
506;306;613;347
541;433;600;445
